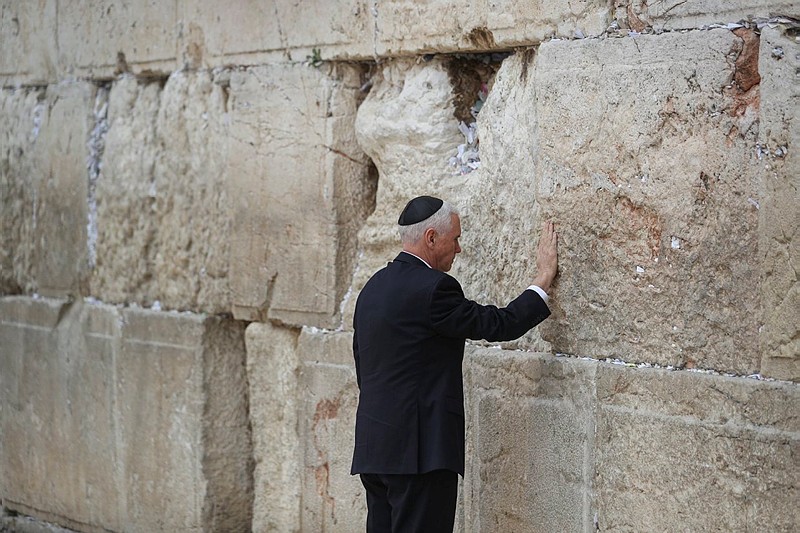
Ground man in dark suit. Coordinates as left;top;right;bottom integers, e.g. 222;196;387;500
351;195;558;532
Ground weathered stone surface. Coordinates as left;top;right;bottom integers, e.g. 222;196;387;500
757;25;799;382
245;322;302;533
0;513;75;533
228;63;375;327
2;0;614;85
89;76;159;305
56;0;178;79
298;325;356;366
12;1;800;87
595;364;800;531
531;30;761;373
296;328;364;532
0;297;121;531
488;0;612;44
0;296;252;532
376;0;611;56
457;49;553;354
0;87;43;294
619;1;800;32
0;1;57;86
33;82;95;297
1;81;94;298
117;308;251;532
198;317;253;531
246;326;364;533
181;0;373;67
150;72;232;311
91;71;233;313
461;347;799;532
1;1;616;83
463;348;597;532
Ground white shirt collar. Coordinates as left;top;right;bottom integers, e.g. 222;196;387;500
400;250;432;269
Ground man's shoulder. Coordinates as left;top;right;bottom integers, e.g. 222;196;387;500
389;256;455;284
362;256;455;293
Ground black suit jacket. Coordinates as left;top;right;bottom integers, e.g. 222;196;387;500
351;252;551;476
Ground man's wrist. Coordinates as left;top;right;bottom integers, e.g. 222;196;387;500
531;274;553;294
526;285;549;303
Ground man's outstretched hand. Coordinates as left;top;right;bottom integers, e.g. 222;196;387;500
533;221;558;294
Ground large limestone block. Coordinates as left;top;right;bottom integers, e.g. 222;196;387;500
463;348;597;532
149;72;232;311
0;0;57;85
167;0;611;66
0;297;122;531
117;308;251;532
355;59;462;186
595;365;800;531
245;321;302;533
246;326;362;533
455;50;553;353
56;0;178;78
0;296;252;532
757;25;799;381
487;0;611;44
0;81;94;298
376;0;611;56
228;63;375;327
90;76;159;305
196;317;253;531
0;87;44;294
296;328;365;532
181;0;373;67
91;71;233;313
32;82;96;297
620;1;800;32
532;30;762;373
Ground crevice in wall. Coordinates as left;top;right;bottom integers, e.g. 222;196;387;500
0;501;96;533
328;60;379;331
30;94;46;141
603;12;800;40
370;0;380;62
444;52;509;175
550;351;792;383
86;83;110;272
335;157;378;333
445;54;506;124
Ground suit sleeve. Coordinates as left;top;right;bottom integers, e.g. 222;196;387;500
429;275;551;342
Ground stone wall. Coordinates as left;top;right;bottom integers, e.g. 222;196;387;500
1;1;798;532
0;297;252;532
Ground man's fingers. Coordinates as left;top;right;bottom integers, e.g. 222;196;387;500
541;220;557;245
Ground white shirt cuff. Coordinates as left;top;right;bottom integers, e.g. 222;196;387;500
526;285;549;303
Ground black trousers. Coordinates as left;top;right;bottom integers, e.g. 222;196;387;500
359;470;458;533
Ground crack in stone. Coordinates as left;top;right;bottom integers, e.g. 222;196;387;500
370;0;379;62
551;351;790;383
86;84;110;271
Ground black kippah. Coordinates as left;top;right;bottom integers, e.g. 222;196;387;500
398;196;444;226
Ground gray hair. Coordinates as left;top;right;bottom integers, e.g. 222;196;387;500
399;201;459;245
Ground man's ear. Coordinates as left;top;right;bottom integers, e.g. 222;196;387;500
424;228;437;248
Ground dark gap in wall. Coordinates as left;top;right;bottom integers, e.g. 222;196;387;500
445;52;510;123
